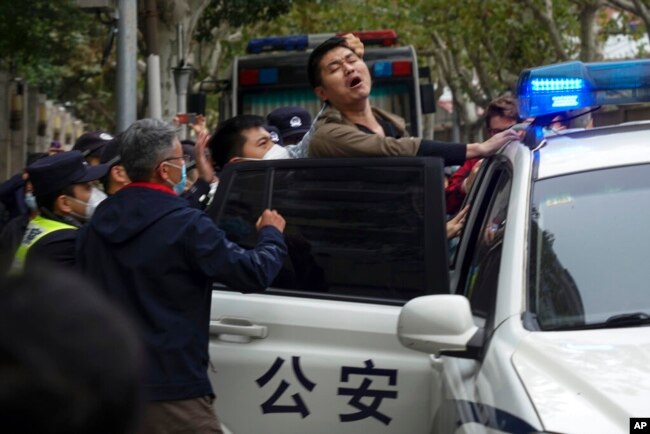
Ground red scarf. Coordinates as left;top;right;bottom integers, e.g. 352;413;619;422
124;181;175;196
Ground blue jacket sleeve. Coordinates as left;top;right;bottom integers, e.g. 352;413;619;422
186;213;288;292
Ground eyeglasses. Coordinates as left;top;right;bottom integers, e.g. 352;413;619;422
161;155;192;165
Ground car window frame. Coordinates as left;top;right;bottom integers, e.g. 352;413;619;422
451;156;513;328
207;157;450;306
448;158;491;269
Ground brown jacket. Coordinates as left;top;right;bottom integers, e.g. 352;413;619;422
308;106;422;158
308;106;466;166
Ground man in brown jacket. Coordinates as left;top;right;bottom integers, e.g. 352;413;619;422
306;37;519;164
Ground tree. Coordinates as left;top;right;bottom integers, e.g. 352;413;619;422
0;0;118;130
257;0;649;141
262;0;574;140
5;0;647;133
608;0;650;41
149;0;293;121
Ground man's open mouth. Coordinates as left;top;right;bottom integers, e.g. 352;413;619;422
349;77;362;88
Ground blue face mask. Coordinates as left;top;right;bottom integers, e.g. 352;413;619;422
165;161;187;195
24;192;38;211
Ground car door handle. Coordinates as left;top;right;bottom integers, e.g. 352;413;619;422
210;318;268;339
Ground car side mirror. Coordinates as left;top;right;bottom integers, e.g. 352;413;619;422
397;295;482;358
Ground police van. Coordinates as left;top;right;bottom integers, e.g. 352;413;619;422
207;58;650;433
215;30;435;136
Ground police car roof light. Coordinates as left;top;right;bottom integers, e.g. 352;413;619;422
247;35;309;54
248;30;398;53
339;29;397;46
517;59;650;118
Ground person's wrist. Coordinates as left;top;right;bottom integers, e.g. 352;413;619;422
466;142;481;159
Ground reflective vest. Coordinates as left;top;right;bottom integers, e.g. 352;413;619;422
10;215;77;274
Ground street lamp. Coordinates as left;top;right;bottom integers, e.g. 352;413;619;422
172;64;193;139
172;24;193;140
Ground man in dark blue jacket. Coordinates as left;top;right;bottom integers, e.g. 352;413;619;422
76;118;287;434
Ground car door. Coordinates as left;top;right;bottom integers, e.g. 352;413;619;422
206;158;450;434
435;158;517;433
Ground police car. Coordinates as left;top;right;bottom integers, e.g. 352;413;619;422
207;58;650;434
398;59;650;433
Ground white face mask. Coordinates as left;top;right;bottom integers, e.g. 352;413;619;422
87;186;107;217
68;186;107;221
262;144;290;160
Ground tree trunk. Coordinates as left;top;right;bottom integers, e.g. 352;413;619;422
578;1;605;61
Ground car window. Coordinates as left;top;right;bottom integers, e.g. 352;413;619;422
461;167;512;321
213;160;448;304
448;159;491;268
529;163;650;330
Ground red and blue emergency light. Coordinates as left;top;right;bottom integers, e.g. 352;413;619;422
373;60;412;78
246;30;398;54
239;68;280;86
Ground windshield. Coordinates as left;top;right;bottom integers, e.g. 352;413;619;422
529;163;650;330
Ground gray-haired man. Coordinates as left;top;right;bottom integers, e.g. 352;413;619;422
77;118;288;433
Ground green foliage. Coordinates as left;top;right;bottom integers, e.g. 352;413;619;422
5;0;646;131
0;0;117;130
195;0;293;42
0;1;86;69
253;0;610;105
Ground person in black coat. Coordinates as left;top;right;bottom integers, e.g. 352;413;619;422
9;151;108;273
76;118;288;434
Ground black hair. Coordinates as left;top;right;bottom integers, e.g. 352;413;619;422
307;36;350;89
100;136;123;192
207;114;265;170
485;94;522;129
35;184;75;213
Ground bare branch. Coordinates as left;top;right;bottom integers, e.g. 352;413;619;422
522;0;571;60
608;0;650;42
463;51;491;106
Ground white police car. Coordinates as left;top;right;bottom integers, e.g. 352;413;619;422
398;59;650;433
206;58;650;434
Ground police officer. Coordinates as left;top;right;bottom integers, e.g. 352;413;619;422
72;130;115;166
266;106;312;145
99;136;131;196
10;151;108;273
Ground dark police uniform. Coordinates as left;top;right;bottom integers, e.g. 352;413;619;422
11;151;108;273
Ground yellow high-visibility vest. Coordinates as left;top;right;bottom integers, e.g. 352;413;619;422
10;215;77;274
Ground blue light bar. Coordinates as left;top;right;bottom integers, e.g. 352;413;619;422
530;78;586;92
247;35;309;54
517;59;650;118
